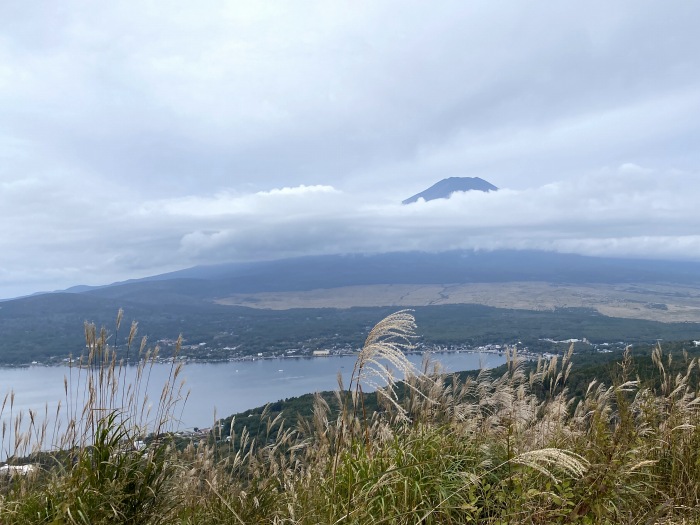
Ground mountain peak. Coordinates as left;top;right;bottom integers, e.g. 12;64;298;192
402;177;498;204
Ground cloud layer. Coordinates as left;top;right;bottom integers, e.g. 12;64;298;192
1;2;700;297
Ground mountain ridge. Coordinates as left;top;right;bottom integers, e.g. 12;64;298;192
51;250;700;305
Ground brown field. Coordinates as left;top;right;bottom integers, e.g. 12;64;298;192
215;282;700;323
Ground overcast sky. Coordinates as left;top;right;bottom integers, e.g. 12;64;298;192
2;1;700;299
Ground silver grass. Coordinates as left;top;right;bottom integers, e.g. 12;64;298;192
348;310;420;417
512;448;589;483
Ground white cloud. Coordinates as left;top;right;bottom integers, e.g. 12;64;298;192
105;167;700;266
2;163;700;298
1;2;700;297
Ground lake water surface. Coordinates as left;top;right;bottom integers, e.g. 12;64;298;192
0;351;506;432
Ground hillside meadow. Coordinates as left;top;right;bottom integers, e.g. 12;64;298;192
0;311;700;523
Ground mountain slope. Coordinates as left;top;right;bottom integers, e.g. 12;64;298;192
3;250;700;363
77;250;700;304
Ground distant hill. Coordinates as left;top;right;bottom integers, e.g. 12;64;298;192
24;250;696;312
62;250;700;302
402;177;498;204
3;249;700;363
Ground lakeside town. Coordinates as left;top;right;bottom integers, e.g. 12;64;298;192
21;336;636;368
146;336;632;364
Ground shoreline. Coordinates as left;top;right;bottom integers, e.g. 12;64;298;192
0;347;519;369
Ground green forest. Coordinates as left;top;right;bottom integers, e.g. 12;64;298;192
2;296;699;364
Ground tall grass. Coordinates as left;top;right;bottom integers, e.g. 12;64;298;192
2;310;700;523
0;309;186;523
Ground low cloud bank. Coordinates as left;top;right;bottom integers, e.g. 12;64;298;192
2;164;697;298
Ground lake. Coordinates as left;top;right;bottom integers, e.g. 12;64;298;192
0;351;505;451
